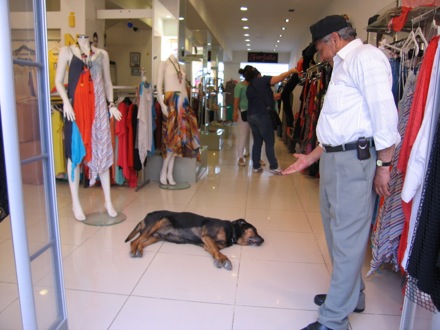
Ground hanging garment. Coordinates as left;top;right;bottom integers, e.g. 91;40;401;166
161;92;200;159
137;81;153;164
115;101;130;182
73;66;95;163
396;36;439;266
405;102;440;312
88;53;114;186
51;109;66;176
281;73;301;127
400;42;440;276
368;70;417;276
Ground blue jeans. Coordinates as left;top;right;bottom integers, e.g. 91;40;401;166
247;113;278;170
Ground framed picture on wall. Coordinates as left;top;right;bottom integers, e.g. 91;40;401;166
131;67;141;76
130;52;140;67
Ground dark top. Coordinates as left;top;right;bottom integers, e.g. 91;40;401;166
246;75;274;115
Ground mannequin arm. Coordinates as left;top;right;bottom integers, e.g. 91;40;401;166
54;46;75;121
101;50;122;121
156;60;168;117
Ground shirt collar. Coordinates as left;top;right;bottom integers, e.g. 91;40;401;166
334;38;363;61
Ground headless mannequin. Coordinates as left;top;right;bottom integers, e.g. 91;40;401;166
55;35;122;221
156;53;188;186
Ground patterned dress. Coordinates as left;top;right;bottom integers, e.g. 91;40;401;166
161;91;200;159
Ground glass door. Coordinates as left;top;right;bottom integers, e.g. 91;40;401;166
0;0;67;329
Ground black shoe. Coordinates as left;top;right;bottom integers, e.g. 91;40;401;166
314;294;365;313
301;321;333;330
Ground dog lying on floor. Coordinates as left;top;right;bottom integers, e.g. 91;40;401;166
125;210;264;270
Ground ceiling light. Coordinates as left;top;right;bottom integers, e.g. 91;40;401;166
279;34;283;37
247;48;251;51
285;19;290;23
243;26;249;30
274;49;276;52
246;44;251;47
245;39;250;42
277;40;280;43
244;33;250;37
241;18;248;21
241;7;248;11
282;27;286;30
179;17;184;21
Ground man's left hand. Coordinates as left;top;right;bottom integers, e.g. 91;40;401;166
374;167;391;197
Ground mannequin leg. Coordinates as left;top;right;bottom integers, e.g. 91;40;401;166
67;159;86;221
166;153;176;185
160;152;176;185
99;169;117;217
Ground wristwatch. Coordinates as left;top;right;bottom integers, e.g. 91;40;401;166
376;159;391;167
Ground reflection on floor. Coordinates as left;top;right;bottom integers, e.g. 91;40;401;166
0;125;430;329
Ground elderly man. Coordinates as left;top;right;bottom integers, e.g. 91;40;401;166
283;15;400;330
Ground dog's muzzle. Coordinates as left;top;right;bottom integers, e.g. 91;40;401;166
248;236;264;246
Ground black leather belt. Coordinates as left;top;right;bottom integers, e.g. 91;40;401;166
323;138;375;153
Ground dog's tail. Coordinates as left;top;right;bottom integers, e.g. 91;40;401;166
124;221;143;243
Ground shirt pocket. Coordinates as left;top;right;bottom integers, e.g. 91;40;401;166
322;82;360;115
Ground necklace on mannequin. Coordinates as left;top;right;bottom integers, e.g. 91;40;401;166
169;57;183;83
76;42;95;69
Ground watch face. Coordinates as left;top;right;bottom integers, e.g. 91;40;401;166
376;160;382;166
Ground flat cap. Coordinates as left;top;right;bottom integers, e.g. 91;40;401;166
310;15;349;42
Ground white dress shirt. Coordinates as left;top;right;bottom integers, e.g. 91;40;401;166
317;38;401;150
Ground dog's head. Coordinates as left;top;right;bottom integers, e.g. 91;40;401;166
232;219;264;246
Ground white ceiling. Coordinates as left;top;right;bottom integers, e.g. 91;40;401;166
182;0;330;56
105;0;332;58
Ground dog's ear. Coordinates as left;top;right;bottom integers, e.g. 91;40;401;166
234;219;247;225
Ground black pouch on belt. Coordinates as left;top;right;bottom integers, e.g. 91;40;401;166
356;137;371;160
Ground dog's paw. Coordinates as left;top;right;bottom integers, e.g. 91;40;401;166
135;250;143;258
223;260;232;271
214;259;222;268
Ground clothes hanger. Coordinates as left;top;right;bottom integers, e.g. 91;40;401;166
13;44;35;56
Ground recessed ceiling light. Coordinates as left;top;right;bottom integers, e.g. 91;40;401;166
179;17;184;21
279;34;283;37
244;34;250;37
277;40;280;43
241;7;248;11
285;19;290;23
243;26;249;29
245;39;250;42
246;44;251;47
247;48;251;51
165;15;172;19
282;27;286;30
241;17;248;21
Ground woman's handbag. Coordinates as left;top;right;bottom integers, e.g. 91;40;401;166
240;110;248;122
250;83;282;130
268;107;281;130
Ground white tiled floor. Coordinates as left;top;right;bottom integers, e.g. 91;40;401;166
0;125;417;329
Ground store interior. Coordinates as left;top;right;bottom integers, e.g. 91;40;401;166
1;0;440;329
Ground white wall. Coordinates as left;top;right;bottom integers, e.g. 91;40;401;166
290;0;397;65
106;22;153;86
224;51;291;82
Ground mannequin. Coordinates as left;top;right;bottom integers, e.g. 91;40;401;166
55;35;122;221
156;52;200;186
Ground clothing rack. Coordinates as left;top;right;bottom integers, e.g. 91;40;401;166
113;85;151;191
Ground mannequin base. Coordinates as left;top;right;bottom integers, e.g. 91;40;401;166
159;182;190;190
82;212;127;226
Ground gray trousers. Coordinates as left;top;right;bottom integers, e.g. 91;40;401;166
318;148;377;330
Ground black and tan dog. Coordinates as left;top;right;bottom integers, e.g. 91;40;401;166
125;210;264;270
